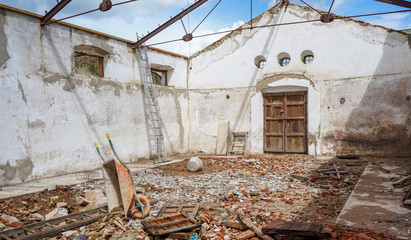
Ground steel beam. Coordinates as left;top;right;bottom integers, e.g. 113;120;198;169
41;0;72;25
375;0;411;9
133;0;208;48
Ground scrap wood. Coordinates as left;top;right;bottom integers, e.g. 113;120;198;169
200;223;208;240
167;232;193;239
290;174;310;182
158;204;200;218
262;221;322;237
222;221;247;230
236;229;255;240
237;214;274;240
141;213;200;236
333;164;341;179
393;176;411;188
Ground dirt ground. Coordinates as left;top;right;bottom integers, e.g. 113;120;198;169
0;154;409;240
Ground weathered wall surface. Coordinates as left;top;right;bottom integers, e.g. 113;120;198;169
0;8;188;184
189;3;411;156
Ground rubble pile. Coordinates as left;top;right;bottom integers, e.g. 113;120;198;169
0;154;400;239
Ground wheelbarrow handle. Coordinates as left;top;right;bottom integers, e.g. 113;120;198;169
106;133;131;173
94;142;106;162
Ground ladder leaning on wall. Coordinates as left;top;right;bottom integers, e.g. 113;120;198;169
137;45;170;164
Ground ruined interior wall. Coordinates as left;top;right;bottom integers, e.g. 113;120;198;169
0;9;188;184
189;4;411;156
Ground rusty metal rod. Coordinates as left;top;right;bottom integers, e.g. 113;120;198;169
133;0;208;48
45;0;137;25
41;0;72;25
191;0;222;34
328;0;336;14
375;0;411;9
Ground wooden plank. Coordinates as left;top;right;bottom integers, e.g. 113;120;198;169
222;221;247;230
238;215;274;240
216;122;230;154
262;221;322;237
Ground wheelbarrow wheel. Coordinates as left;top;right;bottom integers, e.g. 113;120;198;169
130;195;150;218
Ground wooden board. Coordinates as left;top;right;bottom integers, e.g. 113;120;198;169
263;92;307;153
262;221;322;237
158;205;200;218
216;122;230;154
141;213;200;236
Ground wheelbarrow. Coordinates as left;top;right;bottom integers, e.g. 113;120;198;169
94;134;150;218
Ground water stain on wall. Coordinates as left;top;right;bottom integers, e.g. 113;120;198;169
0;157;34;181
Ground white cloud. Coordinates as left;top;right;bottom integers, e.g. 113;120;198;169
367;13;410;30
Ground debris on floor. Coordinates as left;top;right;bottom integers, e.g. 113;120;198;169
1;154;409;239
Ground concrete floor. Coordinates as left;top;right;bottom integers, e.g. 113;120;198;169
336;160;411;239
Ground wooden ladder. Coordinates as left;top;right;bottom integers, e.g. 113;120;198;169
228;132;248;155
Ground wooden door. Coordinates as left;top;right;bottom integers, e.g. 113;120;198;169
264;92;307;153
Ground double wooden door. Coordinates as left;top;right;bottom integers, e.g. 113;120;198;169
263;92;307;153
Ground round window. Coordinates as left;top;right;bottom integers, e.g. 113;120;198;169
277;52;291;67
301;50;314;64
280;58;290;66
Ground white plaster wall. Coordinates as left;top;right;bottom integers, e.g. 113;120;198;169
189;3;411;156
0;9;188;184
188;88;251;153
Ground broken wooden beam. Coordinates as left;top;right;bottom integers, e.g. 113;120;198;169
237;214;275;240
222;221;247;230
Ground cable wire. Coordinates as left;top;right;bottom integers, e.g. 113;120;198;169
147;9;411;48
47;0;138;24
191;0;222;34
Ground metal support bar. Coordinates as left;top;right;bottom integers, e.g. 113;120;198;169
41;0;72;25
375;0;411;9
132;0;208;48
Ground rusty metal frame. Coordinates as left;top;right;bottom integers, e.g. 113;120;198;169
133;0;208;48
41;0;72;25
375;0;411;9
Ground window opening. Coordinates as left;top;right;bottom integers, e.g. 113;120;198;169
280;58;290;66
74;52;104;77
254;55;267;69
151;69;168;86
303;55;314;64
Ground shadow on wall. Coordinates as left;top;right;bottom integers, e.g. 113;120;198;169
43;27;104;147
231;3;286;133
331;31;411;157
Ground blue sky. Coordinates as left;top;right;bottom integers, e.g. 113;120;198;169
0;0;410;56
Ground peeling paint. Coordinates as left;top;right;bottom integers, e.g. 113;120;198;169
89;78;122;97
0;157;34;181
256;73;314;92
27;119;46;128
17;80;27;104
0;9;10;68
